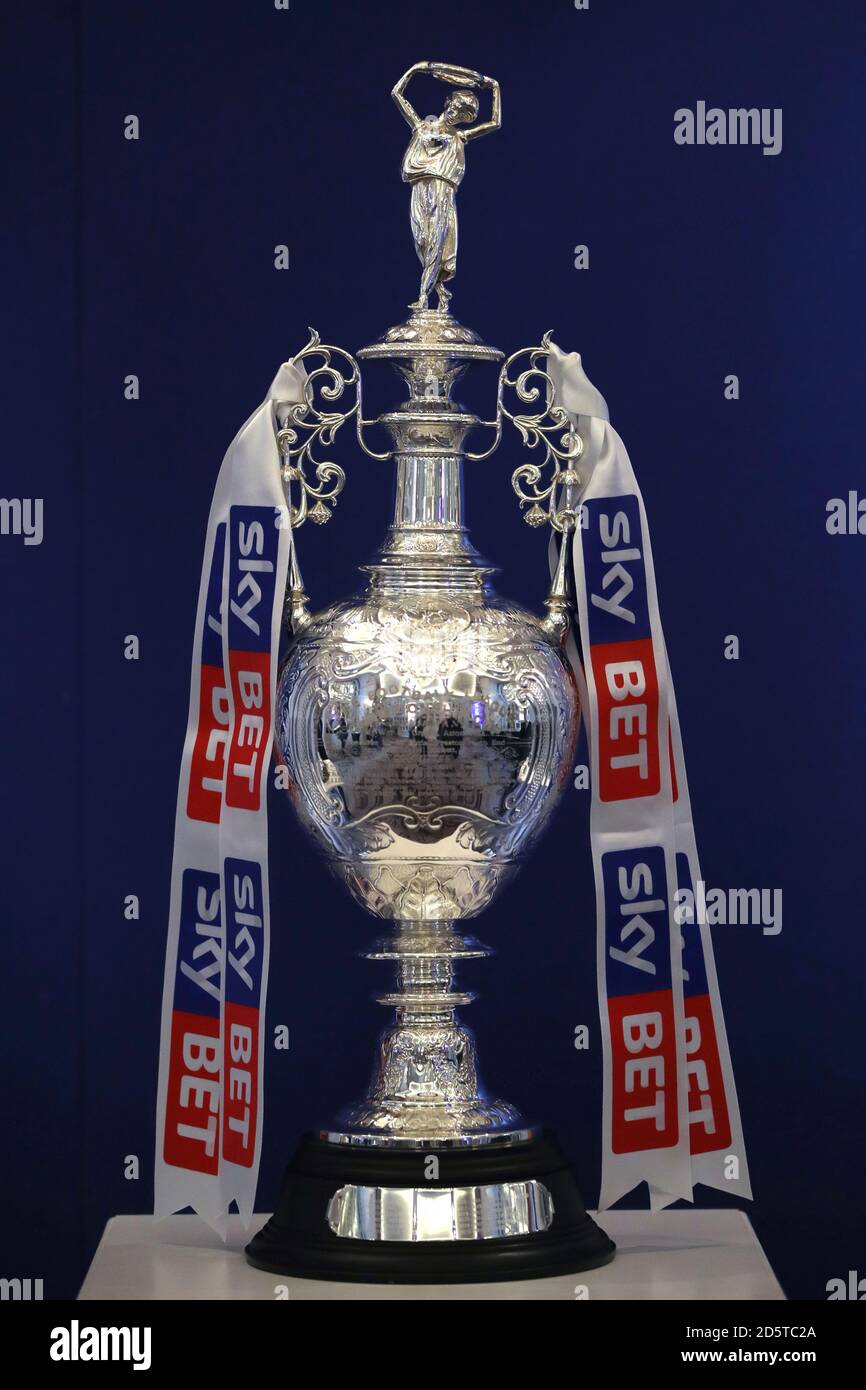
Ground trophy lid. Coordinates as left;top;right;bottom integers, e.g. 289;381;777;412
357;307;502;366
358;307;502;417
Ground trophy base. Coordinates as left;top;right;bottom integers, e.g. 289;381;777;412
245;1128;615;1284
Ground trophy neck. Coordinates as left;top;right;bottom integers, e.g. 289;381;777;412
393;454;464;530
358;308;503;595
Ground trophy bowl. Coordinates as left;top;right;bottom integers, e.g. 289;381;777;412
278;586;579;929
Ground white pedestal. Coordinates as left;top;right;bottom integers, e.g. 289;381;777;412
79;1210;784;1301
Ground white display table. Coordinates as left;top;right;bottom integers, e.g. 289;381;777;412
79;1210;784;1300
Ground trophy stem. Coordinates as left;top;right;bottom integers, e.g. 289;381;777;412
245;914;614;1276
323;920;532;1147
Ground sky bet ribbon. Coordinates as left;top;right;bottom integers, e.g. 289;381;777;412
154;362;301;1231
547;343;751;1211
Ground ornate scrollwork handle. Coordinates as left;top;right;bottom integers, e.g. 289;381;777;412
277;328;360;527
492;331;588;642
499;330;584;534
277;328;393;636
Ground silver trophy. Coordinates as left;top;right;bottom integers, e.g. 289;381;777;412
247;62;614;1282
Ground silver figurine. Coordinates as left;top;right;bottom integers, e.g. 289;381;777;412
392;61;501;311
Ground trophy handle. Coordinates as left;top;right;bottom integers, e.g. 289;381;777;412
278;329;374;633
498;333;585;639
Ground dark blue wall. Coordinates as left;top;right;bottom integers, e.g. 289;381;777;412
2;0;864;1299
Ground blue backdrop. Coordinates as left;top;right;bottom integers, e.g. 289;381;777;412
2;0;864;1300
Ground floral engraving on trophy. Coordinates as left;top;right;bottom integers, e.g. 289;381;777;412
276;590;577;922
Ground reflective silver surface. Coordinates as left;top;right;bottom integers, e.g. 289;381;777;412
275;306;578;1148
278;582;577;924
274;62;582;1163
326;1179;554;1242
330;920;531;1143
392;62;501;311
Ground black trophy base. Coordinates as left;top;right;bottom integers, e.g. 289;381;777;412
245;1128;615;1284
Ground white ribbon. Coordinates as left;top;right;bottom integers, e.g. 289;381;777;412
154;362;302;1231
548;342;750;1209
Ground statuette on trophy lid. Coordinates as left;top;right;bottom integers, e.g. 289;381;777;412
392;61;501;311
